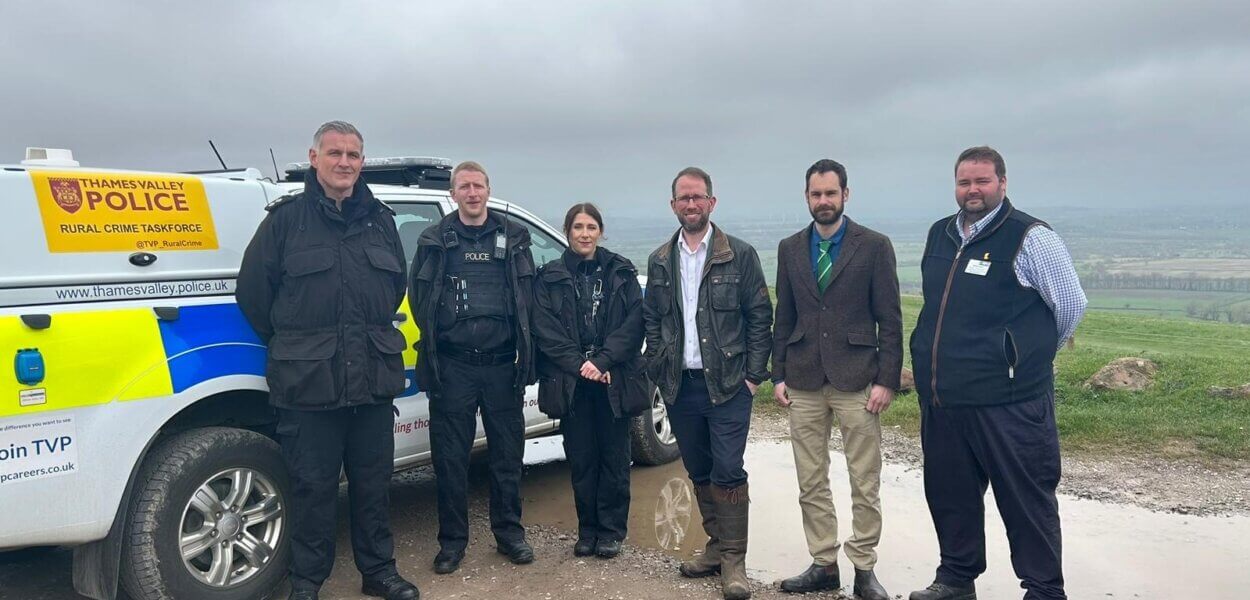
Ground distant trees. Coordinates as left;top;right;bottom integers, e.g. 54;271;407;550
1184;300;1250;324
1079;271;1250;293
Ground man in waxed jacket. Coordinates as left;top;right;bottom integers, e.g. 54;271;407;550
237;121;419;600
642;167;772;600
408;161;537;575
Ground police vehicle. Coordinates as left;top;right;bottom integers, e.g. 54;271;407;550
0;150;678;600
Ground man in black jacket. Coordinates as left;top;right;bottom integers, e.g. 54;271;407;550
237;121;419;600
408;161;537;575
643;167;772;600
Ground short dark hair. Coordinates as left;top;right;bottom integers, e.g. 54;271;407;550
563;202;604;235
313;120;363;150
955;146;1006;179
671;166;713;198
805;159;848;193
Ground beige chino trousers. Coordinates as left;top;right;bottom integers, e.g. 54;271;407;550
786;383;882;569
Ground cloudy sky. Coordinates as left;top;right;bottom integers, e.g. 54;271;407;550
3;1;1247;224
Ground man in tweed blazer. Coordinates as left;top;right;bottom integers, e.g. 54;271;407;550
771;159;902;599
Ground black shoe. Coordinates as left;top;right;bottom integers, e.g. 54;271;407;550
779;562;841;593
362;573;420;600
289;589;318;600
908;581;977;600
853;569;889;600
497;540;535;564
594;539;622;558
573;538;597;557
433;548;465;574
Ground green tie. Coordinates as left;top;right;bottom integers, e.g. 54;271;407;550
817;239;834;293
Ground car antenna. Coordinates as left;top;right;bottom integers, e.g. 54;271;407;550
269;148;280;181
208;140;228;170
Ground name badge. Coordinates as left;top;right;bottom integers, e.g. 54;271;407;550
964;259;991;276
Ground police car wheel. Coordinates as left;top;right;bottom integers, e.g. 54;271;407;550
629;387;681;465
120;427;290;600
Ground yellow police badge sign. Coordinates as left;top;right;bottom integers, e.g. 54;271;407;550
31;171;219;253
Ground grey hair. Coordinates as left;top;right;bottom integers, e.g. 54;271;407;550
312;120;364;150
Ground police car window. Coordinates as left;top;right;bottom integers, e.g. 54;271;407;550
514;219;565;266
392;202;443;260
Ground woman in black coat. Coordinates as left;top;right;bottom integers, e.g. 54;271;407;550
533;203;648;558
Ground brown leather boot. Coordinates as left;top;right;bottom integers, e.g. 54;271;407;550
713;483;751;600
679;483;721;578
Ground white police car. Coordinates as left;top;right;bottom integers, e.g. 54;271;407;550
0;150;677;600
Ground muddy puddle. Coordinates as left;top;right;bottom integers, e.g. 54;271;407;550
523;438;1250;598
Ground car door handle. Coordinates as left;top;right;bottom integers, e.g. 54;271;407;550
153;307;180;321
21;314;51;329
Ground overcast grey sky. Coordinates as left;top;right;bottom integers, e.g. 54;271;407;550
3;1;1247;224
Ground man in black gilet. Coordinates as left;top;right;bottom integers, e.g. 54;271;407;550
408;161;537;575
908;147;1086;600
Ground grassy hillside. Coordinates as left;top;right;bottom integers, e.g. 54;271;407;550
757;295;1250;461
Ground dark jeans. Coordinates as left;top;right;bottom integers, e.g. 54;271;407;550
563;380;632;542
920;392;1066;600
668;372;752;489
277;403;397;591
429;357;525;552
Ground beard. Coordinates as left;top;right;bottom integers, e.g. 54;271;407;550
810;204;843;226
679;210;710;233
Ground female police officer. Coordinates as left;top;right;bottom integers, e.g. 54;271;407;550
532;203;648;558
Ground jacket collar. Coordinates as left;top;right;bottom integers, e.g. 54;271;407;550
543;247;635;284
946;197;1015;247
304;168;388;222
419;209;526;250
656;222;734;270
790;217;864;299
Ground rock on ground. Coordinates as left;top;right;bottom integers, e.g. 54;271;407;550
1085;357;1159;392
1207;383;1250;399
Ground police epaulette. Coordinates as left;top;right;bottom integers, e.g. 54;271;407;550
264;193;299;212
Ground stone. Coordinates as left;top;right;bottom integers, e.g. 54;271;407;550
1085;357;1159;392
1206;384;1250;399
899;367;915;393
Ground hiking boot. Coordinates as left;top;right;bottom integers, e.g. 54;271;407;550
853;569;888;600
908;581;977;600
779;563;840;593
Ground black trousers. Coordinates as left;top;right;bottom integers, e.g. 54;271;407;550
668;373;752;489
562;380;632;542
920;392;1066;600
429;357;525;552
277;403;397;591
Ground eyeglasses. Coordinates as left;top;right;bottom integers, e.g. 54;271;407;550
672;194;712;205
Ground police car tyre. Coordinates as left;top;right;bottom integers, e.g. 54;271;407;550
629;386;680;465
120;427;290;600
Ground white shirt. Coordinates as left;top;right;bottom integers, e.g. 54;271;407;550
678;225;713;369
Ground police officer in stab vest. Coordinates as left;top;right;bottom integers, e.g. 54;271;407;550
408;161;538;575
237;121;420;600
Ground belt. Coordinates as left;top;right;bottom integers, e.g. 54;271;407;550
442;345;517;366
683;369;704;379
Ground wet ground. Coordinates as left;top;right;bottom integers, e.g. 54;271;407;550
3;436;1249;599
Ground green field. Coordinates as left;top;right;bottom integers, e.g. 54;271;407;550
1083;289;1250;319
755;295;1250;462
